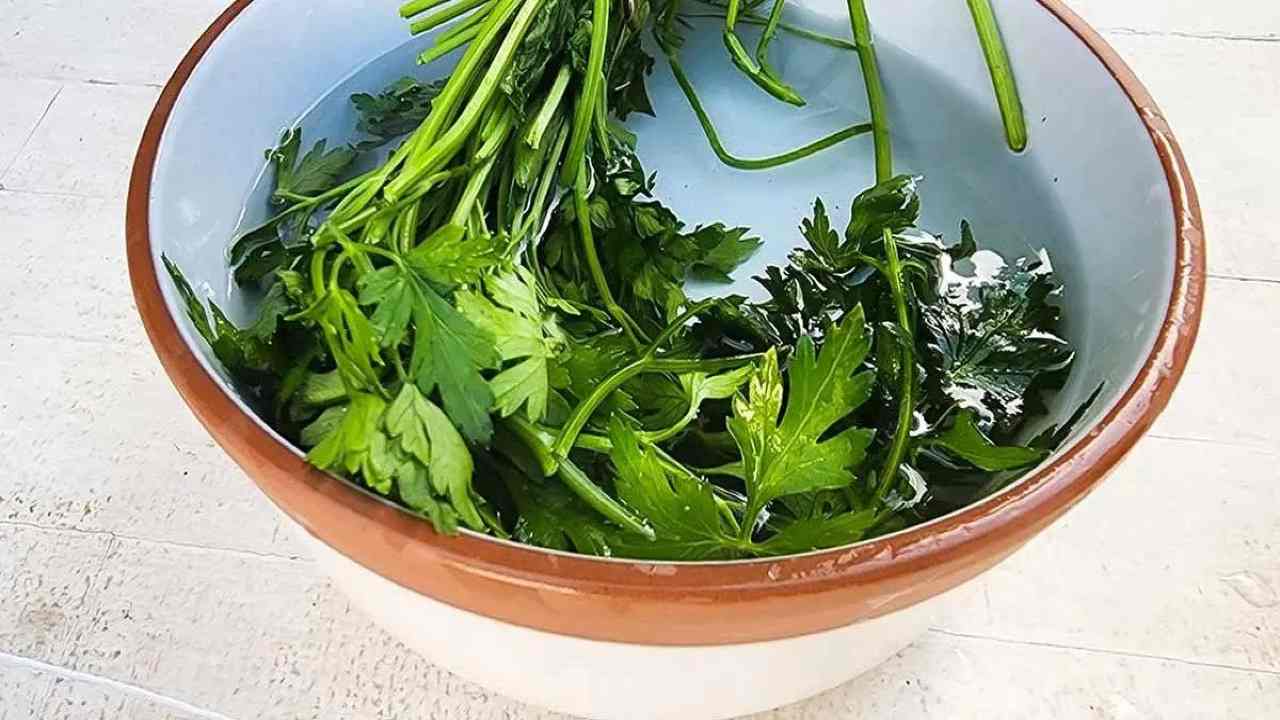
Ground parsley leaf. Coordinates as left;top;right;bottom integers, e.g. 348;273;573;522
608;421;742;560
456;268;563;421
757;509;880;555
308;393;395;492
384;384;481;530
687;224;763;282
269;128;356;203
351;76;443;144
729;306;877;526
920;250;1074;436
924;409;1047;471
357;263;499;442
405;223;499;289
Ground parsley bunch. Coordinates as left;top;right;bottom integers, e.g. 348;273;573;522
167;0;1087;558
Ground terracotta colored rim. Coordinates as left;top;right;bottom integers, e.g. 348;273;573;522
127;0;1205;646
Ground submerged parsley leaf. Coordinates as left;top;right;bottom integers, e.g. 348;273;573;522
687;224;763;282
921;250;1073;436
926;409;1046;471
269;128;356;203
351;76;443;144
729;306;877;525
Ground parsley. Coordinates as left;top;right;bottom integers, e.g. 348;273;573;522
161;0;1082;559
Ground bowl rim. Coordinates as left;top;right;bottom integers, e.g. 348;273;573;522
127;0;1205;646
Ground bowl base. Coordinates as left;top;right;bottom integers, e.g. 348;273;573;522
292;517;948;720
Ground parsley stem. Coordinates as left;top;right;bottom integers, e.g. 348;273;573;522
573;159;646;349
642;299;714;356
451;154;498;225
552;353;762;460
560;0;610;185
501;416;654;537
721;0;805;105
847;0;891;183
754;0;788;71
438;0;495;42
408;0;491;35
524;64;571;149
682;9;857;52
664;50;871;170
398;0;520;166
400;0;452;19
232;170;378;249
419;20;485;65
874;227;914;505
592;77;613;164
388;0;540;199
966;0;1027;151
558;459;656;538
514;123;569;246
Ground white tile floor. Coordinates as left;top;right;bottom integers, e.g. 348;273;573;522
1;1;1278;718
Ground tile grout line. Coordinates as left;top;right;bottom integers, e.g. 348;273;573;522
927;628;1280;678
1101;26;1280;43
0;84;63;183
0;329;140;348
1146;432;1279;454
0;71;163;90
0;519;312;564
3;650;242;720
1208;272;1280;286
0;186;112;201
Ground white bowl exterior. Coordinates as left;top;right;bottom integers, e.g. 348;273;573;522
147;0;1178;715
293;515;949;720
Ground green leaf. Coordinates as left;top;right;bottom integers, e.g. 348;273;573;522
404;223;498;288
299;404;347;448
357;265;415;348
927;409;1046;471
503;467;616;556
290;369;347;419
357;262;499;443
383;384;481;530
801;197;845;267
490;356;550;420
269;128;356;203
385;383;434;467
243;281;293;341
306;286;383;393
455;268;562;421
308;393;395;493
499;0;576;114
729;307;877;524
920;250;1074;436
757;509;879;555
639;365;753;442
414;283;500;444
351;76;443;144
844;174;921;249
687;224;762;282
419;389;482;528
162;255;281;378
608;421;742;560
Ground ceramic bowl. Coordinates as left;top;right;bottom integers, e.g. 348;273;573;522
127;1;1204;718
